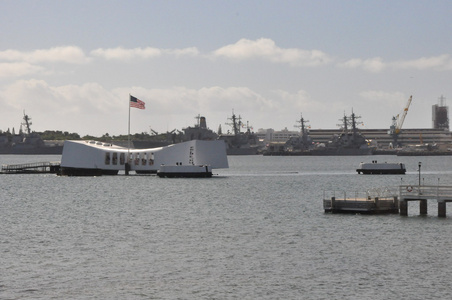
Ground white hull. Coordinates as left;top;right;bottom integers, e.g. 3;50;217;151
60;140;228;176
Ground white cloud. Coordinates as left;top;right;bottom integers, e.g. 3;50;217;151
2;79;118;113
0;82;273;135
339;57;386;73
339;54;452;72
0;46;89;64
271;89;325;112
0;40;449;134
360;90;406;101
0;62;44;78
0;79;125;135
123;86;270;115
359;90;408;107
91;46;200;60
167;47;200;57
91;47;162;60
393;54;452;70
213;38;332;67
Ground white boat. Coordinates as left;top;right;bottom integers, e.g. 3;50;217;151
356;160;406;175
60;139;228;176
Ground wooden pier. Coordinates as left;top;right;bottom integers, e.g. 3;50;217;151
324;185;452;217
0;162;60;174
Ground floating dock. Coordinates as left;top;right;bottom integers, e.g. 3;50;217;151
324;185;452;217
0;162;60;174
323;190;399;214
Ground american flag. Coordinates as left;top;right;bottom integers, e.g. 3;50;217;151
130;95;145;109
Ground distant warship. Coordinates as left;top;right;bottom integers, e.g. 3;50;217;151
310;111;374;155
0;112;63;154
264;111;373;156
263;113;314;155
181;115;218;141
217;111;260;155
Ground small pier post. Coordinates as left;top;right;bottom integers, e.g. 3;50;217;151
438;201;446;218
125;162;130;175
400;200;408;216
420;199;428;215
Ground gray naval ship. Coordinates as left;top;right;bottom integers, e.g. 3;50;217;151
217;111;260;155
264;111;374;156
0;112;63;154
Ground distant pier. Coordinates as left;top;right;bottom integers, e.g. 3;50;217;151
324;185;452;217
0;162;60;174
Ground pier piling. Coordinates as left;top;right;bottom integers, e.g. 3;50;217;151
438;201;447;218
400;200;408;216
420;199;428;215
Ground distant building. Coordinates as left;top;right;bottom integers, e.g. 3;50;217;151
432;95;449;130
257;127;299;142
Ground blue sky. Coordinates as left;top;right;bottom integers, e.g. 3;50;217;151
1;0;451;136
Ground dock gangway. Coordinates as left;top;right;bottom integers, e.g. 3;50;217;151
0;162;60;174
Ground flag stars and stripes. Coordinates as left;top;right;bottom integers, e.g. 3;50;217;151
130;95;145;109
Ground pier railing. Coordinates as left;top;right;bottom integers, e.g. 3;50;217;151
1;161;60;174
399;185;452;200
323;186;399;202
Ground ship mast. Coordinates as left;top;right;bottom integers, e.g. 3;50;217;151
295;113;310;145
350;110;362;138
337;113;348;133
22;111;32;135
225;110;242;135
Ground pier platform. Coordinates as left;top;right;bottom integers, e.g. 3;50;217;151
1;162;60;174
323;190;399;214
324;185;452;217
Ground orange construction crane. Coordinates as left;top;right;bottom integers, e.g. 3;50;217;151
388;95;412;148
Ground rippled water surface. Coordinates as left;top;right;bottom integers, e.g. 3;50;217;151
1;154;452;299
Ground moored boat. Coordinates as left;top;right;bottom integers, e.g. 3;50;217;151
356;160;406;175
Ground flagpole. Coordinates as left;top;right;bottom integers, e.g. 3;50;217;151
126;94;131;175
128;93;131;151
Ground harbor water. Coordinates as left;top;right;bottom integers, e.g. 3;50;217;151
1;154;452;299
